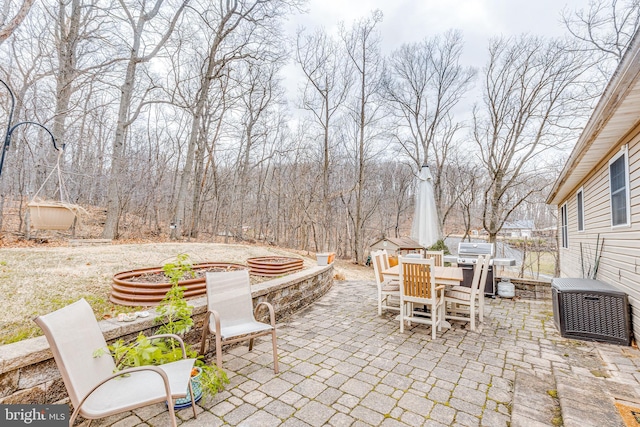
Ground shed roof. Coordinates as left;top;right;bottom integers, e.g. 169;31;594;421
502;220;535;230
370;237;423;249
547;29;640;205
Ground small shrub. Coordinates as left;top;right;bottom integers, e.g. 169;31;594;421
428;239;451;255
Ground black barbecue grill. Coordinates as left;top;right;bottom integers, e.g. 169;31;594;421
441;241;517;296
456;242;496;295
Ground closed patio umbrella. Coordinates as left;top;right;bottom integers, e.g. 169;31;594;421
410;165;442;248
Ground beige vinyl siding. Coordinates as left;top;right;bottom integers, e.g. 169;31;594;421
559;128;640;339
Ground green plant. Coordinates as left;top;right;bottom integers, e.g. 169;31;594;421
162;253;195;286
155;255;194;336
94;254;228;399
428;239;451;255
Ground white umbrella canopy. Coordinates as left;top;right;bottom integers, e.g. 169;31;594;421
410;165;442;248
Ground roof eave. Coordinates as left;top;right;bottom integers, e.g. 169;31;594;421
547;29;640;205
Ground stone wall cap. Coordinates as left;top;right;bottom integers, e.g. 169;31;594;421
496;276;551;286
0;336;50;374
252;265;332;297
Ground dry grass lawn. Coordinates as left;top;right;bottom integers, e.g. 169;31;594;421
0;242;373;345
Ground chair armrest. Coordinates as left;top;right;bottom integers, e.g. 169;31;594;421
200;310;221;334
74;365;173;421
113;333;189;367
145;334;188;358
254;301;276;327
199;309;221;355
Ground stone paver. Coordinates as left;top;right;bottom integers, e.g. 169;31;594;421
88;280;640;426
294;400;336;426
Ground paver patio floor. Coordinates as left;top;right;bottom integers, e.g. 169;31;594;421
89;280;640;426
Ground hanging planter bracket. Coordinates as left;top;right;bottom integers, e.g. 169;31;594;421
0;78;63;178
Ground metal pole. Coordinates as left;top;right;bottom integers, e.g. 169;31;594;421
0;78;16;178
0;79;62;178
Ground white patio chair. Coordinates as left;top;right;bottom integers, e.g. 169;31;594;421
444;254;490;331
199;269;279;373
399;257;445;339
34;299;196;427
424;250;444;267
371;249;400;315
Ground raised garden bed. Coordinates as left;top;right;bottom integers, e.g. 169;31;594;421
111;262;247;306
247;256;304;276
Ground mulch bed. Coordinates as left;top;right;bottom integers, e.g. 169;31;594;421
127;267;240;284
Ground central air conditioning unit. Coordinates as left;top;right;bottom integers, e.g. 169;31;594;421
551;278;631;346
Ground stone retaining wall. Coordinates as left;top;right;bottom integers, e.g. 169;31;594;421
496;276;552;300
0;265;334;405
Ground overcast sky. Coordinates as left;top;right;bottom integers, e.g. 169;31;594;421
286;0;588;60
283;0;590;106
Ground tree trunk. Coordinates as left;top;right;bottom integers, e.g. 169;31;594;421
354;44;367;264
171;65;213;240
102;58;137;239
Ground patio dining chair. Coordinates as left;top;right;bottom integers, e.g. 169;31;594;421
424;250;444;267
34;298;197;427
199;269;279;373
371;249;401;315
399;257;445;339
444;254;490;331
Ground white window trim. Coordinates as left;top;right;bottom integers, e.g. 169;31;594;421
560;202;569;249
576;187;584;232
609;146;631;228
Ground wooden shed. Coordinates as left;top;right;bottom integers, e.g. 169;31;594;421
369;237;424;256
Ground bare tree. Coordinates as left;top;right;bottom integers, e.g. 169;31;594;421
383;30;475;234
230;60;285;240
384;31;475;166
187;74;231;239
295;27;350;251
457;168;480;241
102;0;189;239
340;10;384;264
0;8;58;217
0;0;35;44
377;160;413;239
474;35;591;243
170;0;298;240
563;0;640;79
48;0;113;141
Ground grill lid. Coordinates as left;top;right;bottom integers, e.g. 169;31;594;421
457;242;495;257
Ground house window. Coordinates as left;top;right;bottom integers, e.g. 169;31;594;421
577;188;584;232
560;203;568;248
609;148;630;227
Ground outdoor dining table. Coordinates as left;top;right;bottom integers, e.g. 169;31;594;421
381;264;464;330
381;265;464;286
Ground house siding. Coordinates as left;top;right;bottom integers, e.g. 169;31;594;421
559;126;640;340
